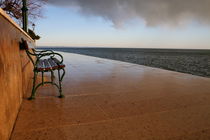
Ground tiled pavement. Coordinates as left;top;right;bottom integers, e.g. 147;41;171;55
11;52;210;140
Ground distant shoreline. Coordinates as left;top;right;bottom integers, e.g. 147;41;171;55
39;47;210;78
38;46;210;52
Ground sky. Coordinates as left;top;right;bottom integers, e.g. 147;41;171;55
36;0;210;49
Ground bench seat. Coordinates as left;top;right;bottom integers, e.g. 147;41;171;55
36;58;65;72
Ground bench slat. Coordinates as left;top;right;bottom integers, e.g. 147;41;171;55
43;59;51;70
37;60;45;71
48;58;58;69
52;58;65;69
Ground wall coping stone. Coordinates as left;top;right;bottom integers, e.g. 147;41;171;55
0;8;34;42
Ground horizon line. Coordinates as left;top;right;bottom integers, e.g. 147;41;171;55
36;46;210;50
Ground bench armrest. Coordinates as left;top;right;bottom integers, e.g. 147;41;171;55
33;49;55;55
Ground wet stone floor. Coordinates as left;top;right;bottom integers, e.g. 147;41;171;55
11;52;210;140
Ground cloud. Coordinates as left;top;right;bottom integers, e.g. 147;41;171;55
47;0;210;27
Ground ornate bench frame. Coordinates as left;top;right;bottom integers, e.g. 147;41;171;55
20;39;65;100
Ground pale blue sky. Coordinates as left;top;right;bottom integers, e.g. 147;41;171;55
36;5;210;49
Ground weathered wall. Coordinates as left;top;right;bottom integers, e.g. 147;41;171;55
0;9;35;140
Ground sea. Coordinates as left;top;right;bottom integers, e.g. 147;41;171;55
38;47;210;78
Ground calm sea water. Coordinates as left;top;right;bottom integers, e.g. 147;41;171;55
39;47;210;77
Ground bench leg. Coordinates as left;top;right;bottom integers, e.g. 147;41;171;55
58;69;65;98
50;70;55;82
28;71;38;100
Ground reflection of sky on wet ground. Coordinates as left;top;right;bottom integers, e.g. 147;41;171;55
59;51;210;96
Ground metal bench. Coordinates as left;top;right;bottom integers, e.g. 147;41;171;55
20;39;65;100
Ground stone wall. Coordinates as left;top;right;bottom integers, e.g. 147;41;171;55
0;9;35;140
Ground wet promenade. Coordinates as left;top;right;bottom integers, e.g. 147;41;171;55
11;52;210;140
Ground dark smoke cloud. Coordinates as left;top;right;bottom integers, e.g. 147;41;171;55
47;0;210;27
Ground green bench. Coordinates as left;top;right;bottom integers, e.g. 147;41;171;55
20;39;65;100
